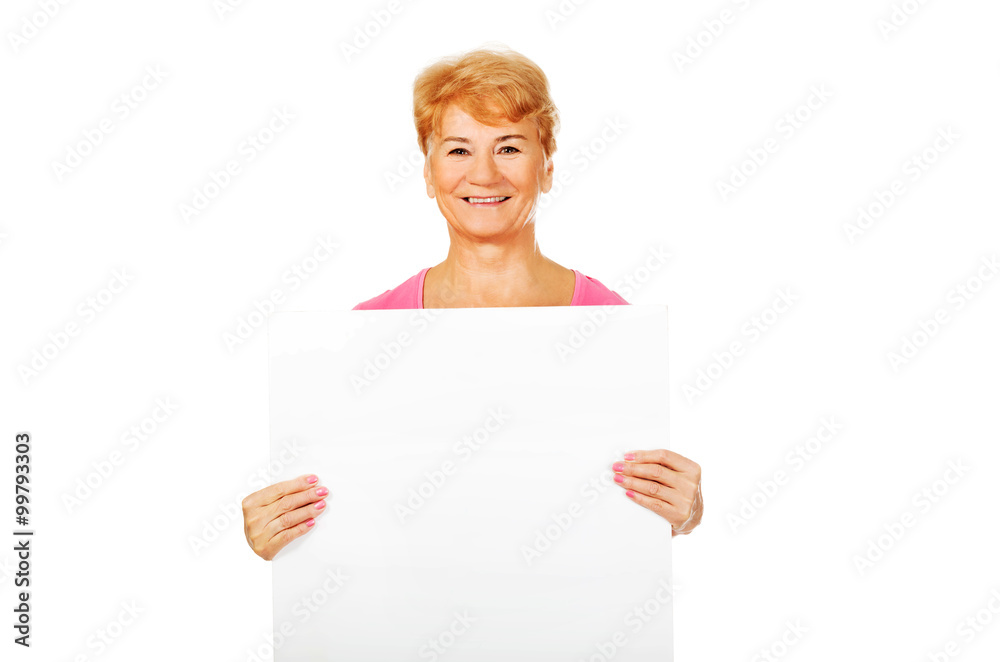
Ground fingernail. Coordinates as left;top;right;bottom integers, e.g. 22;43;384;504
315;500;326;510
624;453;635;461
306;518;316;527
316;487;329;497
306;475;318;484
626;490;635;499
614;474;624;484
612;461;625;472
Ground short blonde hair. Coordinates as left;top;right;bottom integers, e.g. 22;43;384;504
413;46;560;159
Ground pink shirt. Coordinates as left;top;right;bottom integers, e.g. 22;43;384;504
353;268;629;309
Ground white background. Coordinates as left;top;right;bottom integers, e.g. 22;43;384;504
1;0;998;660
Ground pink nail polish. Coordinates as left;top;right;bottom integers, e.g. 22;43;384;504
624;453;635;461
306;518;315;527
315;500;326;510
612;461;624;472
306;475;318;484
626;490;635;498
316;487;329;497
614;474;624;484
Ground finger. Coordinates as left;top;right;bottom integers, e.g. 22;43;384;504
263;498;328;544
262;516;318;561
613;472;677;506
264;484;329;523
247;474;319;509
623;449;698;474
624;488;683;527
614;458;681;488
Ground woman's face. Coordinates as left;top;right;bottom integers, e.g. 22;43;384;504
424;103;554;242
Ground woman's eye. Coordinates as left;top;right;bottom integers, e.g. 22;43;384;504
447;146;518;155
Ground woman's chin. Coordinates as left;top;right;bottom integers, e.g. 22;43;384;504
450;216;519;239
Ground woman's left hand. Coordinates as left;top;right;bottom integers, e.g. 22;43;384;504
612;450;702;536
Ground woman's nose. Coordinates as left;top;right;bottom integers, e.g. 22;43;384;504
467;152;502;187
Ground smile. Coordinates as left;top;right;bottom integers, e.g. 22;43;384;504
463;196;510;205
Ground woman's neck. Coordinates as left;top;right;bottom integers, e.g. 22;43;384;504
424;241;572;308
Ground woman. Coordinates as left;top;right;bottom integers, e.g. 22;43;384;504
242;46;703;561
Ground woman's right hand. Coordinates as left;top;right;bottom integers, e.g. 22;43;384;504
242;473;328;560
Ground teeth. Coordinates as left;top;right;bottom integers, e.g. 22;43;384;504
467;196;508;203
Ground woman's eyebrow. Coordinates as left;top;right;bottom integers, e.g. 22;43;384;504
442;134;527;144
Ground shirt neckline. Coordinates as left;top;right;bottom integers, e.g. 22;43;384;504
418;267;581;308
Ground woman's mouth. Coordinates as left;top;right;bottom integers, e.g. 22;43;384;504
463;196;510;206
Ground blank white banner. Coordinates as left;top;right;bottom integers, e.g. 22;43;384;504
268;305;671;660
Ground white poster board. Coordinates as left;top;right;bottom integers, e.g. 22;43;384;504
268;306;671;660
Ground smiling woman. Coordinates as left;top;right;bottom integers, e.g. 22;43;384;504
240;45;703;562
354;47;629;310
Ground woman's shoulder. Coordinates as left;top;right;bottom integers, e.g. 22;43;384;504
572;270;630;306
352;268;428;310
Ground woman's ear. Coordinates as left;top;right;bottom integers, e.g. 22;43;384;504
540;156;555;195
